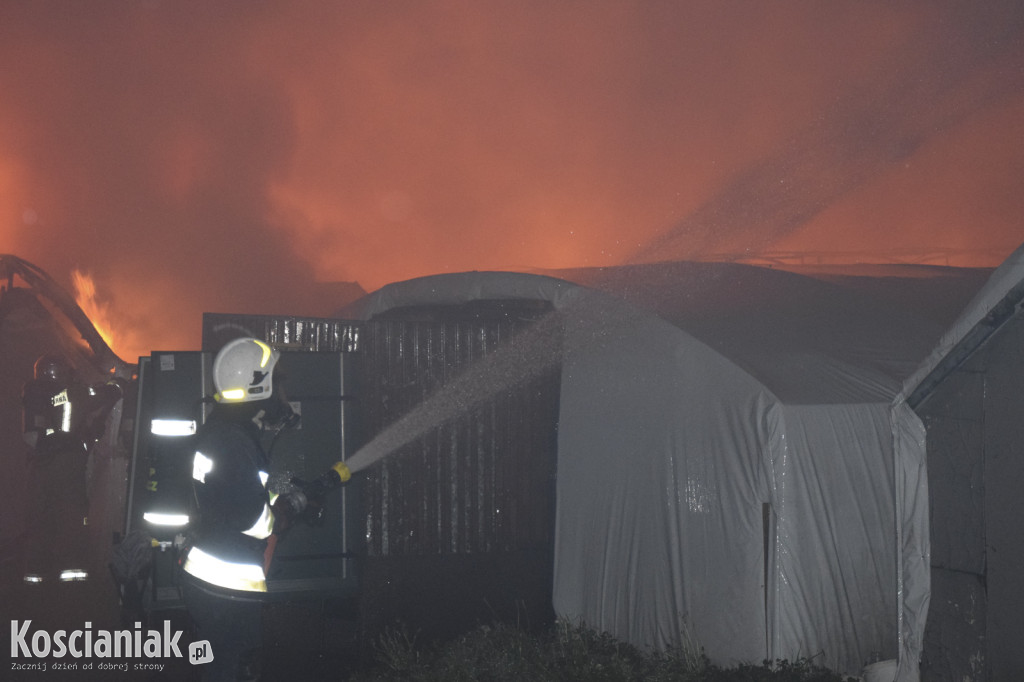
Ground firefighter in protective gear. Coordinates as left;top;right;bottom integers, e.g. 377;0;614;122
23;353;124;451
23;353;78;452
180;337;350;681
20;352;123;586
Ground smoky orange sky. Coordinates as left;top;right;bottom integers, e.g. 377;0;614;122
1;1;1023;361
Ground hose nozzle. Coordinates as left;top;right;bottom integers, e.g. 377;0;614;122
331;461;351;483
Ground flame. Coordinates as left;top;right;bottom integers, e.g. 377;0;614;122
72;268;118;353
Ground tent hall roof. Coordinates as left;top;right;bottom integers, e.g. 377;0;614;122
346;261;991;404
901;241;1024;406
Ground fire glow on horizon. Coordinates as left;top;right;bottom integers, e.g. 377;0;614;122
1;2;1023;357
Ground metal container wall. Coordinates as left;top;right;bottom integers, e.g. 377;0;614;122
358;315;560;558
201;314;364;599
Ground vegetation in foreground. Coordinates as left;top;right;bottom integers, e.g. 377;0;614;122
347;620;858;682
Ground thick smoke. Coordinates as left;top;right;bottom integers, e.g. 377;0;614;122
0;1;1022;356
0;3;335;355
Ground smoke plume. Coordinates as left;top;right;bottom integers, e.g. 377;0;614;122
1;1;1022;358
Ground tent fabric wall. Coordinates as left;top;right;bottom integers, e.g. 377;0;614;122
552;299;772;663
891;401;930;682
553;298;914;676
344;265;949;680
770;402;899;670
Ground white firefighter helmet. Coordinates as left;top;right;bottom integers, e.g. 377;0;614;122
212;337;280;403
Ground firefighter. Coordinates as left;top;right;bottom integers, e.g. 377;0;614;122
180;337;350;681
20;352;123;587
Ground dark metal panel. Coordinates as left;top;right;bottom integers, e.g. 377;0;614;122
358;313;560;558
199;314;365;599
921;568;986;682
917;314;1024;681
920;371;985;576
917;365;987;682
267;352;361;595
979;317;1024;680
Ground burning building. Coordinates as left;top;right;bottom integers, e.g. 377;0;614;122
4;250;1015;681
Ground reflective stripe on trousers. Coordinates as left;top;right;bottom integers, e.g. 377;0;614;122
181;545;267;593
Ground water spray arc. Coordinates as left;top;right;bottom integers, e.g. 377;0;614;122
344;307;563;475
343;289;639;475
629;3;1024;269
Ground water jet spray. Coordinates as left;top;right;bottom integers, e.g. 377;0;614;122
344;289;644;474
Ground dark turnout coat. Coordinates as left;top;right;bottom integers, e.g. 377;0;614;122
182;406;276;593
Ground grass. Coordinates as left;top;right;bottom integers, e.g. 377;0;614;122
346;620;858;682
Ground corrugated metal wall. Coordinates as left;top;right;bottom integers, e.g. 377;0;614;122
203;313;360;353
358;316;559;557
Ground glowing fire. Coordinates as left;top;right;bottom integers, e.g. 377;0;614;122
72;268;118;353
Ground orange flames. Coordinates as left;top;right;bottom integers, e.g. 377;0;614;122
71;268;120;356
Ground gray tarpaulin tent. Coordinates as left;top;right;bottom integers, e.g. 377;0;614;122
346;261;989;680
900;242;1024;681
